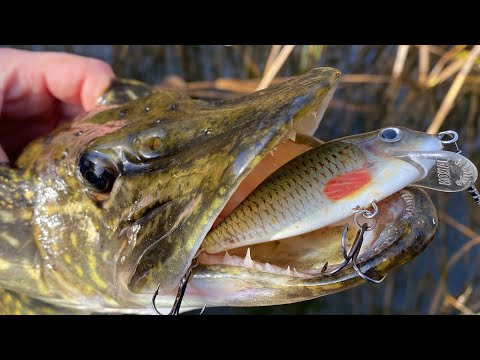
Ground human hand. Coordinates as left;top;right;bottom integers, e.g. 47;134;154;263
0;48;114;163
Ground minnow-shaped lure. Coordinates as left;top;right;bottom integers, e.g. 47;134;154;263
203;126;478;253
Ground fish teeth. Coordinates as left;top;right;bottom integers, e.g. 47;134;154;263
269;146;279;157
244;248;253;268
264;263;274;273
205;251;307;277
288;130;296;142
293;267;300;277
223;251;231;262
223;251;235;266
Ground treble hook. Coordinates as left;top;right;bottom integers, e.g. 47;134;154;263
152;255;207;315
322;203;386;284
322;223;386;283
321;223;363;276
350;224;387;284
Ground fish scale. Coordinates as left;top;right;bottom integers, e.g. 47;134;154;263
203;142;367;253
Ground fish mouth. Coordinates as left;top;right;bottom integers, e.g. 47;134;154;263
122;67;341;294
187;186;437;307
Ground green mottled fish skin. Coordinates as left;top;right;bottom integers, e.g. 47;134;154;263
0;288;79;315
203;142;366;252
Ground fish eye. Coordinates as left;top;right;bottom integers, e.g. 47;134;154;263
379;127;402;142
79;152;119;193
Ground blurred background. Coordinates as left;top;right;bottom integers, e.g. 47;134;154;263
6;45;480;314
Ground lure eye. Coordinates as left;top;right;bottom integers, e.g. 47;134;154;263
79;152;119;193
379;127;402;142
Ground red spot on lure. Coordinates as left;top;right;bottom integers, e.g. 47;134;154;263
323;166;372;200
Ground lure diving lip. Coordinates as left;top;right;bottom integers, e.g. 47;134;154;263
392;149;478;192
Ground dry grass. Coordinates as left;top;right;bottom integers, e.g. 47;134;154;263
264;45;282;76
427;45;480;134
433;211;480;314
392;45;411;80
418;45;430;87
428;45;468;87
175;45;478;141
256;45;295;90
443;293;475;315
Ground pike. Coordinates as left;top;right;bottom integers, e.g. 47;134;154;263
0;68;444;314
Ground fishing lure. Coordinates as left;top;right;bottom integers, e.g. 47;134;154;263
202;126;478;254
325;129;479;284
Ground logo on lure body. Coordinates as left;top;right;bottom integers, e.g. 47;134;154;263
436;159;451;186
454;158;474;187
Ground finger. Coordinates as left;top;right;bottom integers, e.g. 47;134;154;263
41;51;114;110
0;48;114;119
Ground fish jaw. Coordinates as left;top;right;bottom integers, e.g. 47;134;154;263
179;187;437;307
